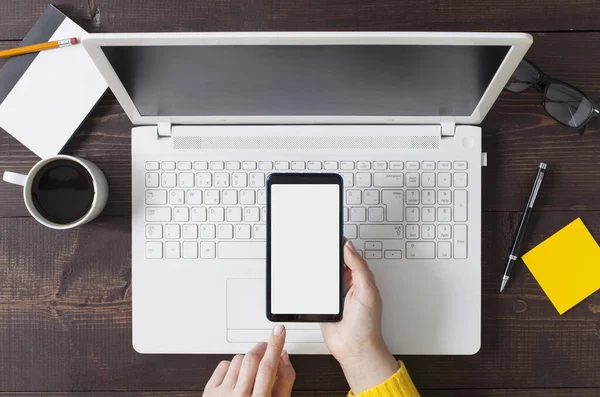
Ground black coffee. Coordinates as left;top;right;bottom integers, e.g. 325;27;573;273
31;159;95;225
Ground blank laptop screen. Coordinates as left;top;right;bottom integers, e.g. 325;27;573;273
102;44;510;117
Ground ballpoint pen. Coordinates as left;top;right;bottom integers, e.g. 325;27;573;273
500;162;547;293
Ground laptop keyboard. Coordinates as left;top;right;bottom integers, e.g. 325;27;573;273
144;159;469;260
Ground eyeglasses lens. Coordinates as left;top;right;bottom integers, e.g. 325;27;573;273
505;60;541;93
545;82;593;128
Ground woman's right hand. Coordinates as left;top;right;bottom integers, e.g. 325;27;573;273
320;239;399;394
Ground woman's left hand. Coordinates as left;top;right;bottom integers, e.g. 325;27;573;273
203;325;296;397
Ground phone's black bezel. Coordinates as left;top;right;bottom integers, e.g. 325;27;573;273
266;172;344;323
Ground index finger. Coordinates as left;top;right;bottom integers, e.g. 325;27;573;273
253;324;287;395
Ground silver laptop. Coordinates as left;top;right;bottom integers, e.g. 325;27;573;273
82;32;531;355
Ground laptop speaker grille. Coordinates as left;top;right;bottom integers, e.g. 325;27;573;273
173;136;439;150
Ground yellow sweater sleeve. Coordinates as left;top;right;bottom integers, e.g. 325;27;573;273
347;361;420;397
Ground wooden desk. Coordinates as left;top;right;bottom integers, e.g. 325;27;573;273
1;2;599;395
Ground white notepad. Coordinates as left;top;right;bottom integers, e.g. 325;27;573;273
0;5;107;159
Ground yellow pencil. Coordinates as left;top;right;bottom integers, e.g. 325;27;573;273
0;37;78;59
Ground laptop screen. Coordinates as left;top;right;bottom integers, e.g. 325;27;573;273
102;45;510;118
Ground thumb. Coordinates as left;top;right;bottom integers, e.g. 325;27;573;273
344;239;377;288
343;240;368;271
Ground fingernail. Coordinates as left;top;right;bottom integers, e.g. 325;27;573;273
345;240;357;253
282;350;291;365
273;324;284;336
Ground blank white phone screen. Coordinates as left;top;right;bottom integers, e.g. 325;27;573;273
270;184;340;314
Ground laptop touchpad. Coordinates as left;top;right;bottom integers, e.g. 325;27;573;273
226;278;322;343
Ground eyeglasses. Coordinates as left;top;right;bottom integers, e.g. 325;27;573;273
504;58;600;134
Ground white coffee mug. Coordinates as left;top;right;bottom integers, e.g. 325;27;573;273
3;155;108;229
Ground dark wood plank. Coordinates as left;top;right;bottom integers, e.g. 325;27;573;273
3;0;600;41
1;211;599;391
2;32;600;217
0;1;93;41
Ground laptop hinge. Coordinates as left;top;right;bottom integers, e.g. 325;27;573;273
157;122;172;138
441;121;456;137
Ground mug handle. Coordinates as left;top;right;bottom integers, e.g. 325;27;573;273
3;171;27;186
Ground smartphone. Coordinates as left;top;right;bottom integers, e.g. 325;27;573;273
266;173;344;322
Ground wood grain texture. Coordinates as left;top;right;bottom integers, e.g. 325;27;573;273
2;0;600;40
2;32;600;217
2;0;600;394
1;212;599;391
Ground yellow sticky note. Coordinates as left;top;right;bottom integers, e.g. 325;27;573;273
522;218;600;315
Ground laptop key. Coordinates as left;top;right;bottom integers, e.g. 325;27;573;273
235;224;251;239
218;242;265;259
374;173;403;187
454;172;468;188
145;161;160;170
406;242;435;259
146;173;159;188
146;207;171;222
422;161;435;170
324;161;339;170
454;190;468;222
438;172;452;187
183;242;198;259
359;225;403;239
187;190;203;204
200;242;216;259
405;173;419;187
165;242;181;259
384;250;402;259
343;224;358;239
389;161;404;170
242;161;257;170
340;161;354;170
346;190;361;205
406;161;419;170
226;161;241;170
454;161;468;170
169;190;184;205
438;242;451;259
382;190;404;221
162;161;176;170
454;225;468;259
357;161;371;170
308;161;322;170
276;161;290;170
194;161;208;170
259;161;273;170
339;172;354;187
438;161;452;170
373;161;387;170
146;224;163;239
161;173;177;188
200;225;216;239
250;173;265;187
254;225;266;239
210;161;225;170
146;189;167;205
196;173;212;187
365;250;382;259
178;161;192;170
146;241;162;259
291;161;306;170
363;190;380;205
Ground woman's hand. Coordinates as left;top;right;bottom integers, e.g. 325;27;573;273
321;239;399;394
203;325;296;397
